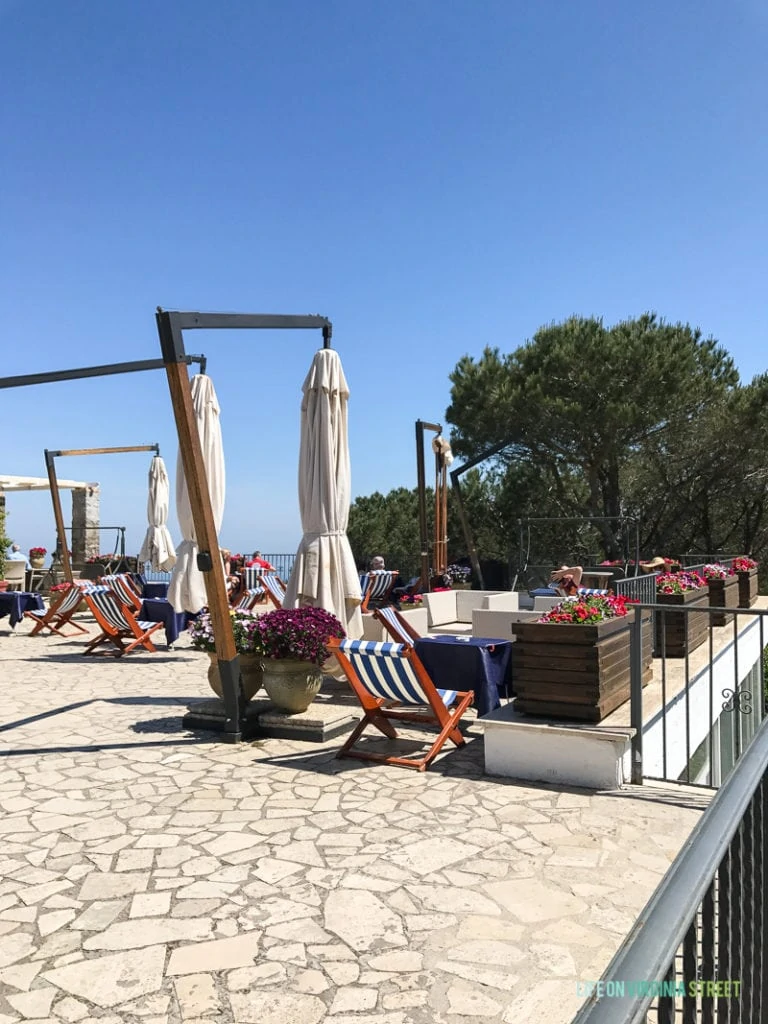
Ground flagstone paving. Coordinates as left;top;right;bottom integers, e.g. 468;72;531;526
0;619;711;1023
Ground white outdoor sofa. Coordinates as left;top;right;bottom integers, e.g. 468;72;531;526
423;590;520;635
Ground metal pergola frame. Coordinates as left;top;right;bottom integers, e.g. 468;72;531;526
516;516;641;577
450;439;643;588
0;308;333;744
45;444;160;581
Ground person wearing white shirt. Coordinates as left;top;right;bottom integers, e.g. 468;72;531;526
6;544;31;571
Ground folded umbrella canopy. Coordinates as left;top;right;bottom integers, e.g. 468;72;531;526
284;348;363;638
168;374;225;614
138;455;177;572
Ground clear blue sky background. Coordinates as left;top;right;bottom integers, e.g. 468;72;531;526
2;0;766;559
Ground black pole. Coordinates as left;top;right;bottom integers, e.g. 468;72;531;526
450;470;485;589
416;421;430;592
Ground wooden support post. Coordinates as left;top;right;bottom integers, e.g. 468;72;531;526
163;362;242;741
44;451;73;582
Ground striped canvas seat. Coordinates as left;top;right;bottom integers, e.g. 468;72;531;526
100;574;142;612
361;570;400;612
24;582;93;638
235;587;266;611
242;567;268;590
83;589;164;656
261;574;286;609
373;605;422;646
576;587;610;597
339;640;457;705
328;638;474;772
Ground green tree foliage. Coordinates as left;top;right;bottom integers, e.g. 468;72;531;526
447;314;741;559
347;477;501;579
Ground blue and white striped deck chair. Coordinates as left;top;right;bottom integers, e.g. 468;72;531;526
361;570;400;612
242;567;267;590
576;588;610;597
99;574;142;612
234;588;266;611
373;605;421;645
261;573;287;609
24;581;96;638
82;589;165;656
328;638;474;772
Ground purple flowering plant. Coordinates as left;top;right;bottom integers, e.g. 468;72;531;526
253;606;346;665
701;563;736;581
188;608;264;654
656;571;706;595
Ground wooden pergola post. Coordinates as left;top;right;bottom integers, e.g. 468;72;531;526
44;444;159;582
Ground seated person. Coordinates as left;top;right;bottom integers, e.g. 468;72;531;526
246;550;275;571
550;565;583;596
530;564;583;598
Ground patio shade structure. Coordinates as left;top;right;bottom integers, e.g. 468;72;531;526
138;455;176;572
284;348;363;638
1;313;334;744
167;375;225;614
155;309;333;743
44;444;160;582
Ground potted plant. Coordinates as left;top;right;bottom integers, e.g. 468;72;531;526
188;608;265;701
732;556;759;608
700;563;738;626
29;547;47;569
511;593;648;722
253;606;346;713
445;564;472;590
654;571;708;657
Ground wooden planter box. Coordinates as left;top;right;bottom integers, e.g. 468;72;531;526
654;588;709;657
511;610;650;723
735;568;759;608
706;575;739;626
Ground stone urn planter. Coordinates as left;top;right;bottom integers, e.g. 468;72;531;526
735;568;759;608
511;611;645;723
261;659;324;713
206;652;263;702
654;588;709;657
706;575;739;626
30;557;45;570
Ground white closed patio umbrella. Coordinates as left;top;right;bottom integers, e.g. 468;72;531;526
284;348;363;639
168;374;225;614
138;455;177;572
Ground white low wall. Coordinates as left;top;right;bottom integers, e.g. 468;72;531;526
483;705;634;790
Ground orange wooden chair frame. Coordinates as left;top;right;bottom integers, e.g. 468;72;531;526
327;637;473;772
82;591;165;657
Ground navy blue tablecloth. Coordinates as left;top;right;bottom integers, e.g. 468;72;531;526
139;598;190;646
414;635;513;718
0;591;45;629
141;580;170;600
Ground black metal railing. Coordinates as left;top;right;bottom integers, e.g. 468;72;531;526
615;572;659;604
571;711;768;1023
678;552;743;568
629;604;767;789
261;553;295;580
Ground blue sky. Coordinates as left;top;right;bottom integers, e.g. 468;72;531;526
2;0;766;558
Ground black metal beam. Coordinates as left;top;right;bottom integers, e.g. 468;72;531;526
0;355;205;391
156;309;332;364
448;441;512;590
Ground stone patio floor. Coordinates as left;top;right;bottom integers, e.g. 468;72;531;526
0;618;712;1024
